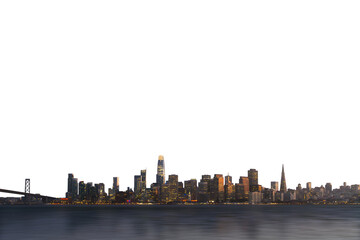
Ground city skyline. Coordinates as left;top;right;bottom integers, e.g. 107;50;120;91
60;155;360;205
1;1;360;198
1;153;359;198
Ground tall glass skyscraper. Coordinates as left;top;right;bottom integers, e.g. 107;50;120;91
156;155;165;185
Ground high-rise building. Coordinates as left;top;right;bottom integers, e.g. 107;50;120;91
225;175;232;185
79;181;86;200
271;181;279;191
88;185;97;203
96;183;105;200
66;173;78;198
198;175;211;202
280;164;287;193
184;179;197;201
134;169;146;196
160;184;169;203
67;173;74;194
141;170;146;191
306;182;312;191
248;169;259;192
134;175;142;195
156;155;165;185
113;177;119;194
72;178;78;196
168;174;179;202
296;183;303;201
224;174;234;202
210;174;224;202
236;176;250;201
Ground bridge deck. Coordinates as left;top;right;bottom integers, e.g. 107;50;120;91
0;188;57;200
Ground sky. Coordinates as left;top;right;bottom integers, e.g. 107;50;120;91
1;1;360;198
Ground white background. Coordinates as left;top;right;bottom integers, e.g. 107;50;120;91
1;1;360;197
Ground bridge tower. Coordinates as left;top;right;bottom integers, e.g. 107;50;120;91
24;179;30;204
25;179;30;193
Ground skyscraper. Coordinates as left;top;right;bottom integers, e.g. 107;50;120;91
184;179;197;201
224;174;234;202
67;173;74;194
141;170;146;191
248;169;259;192
134;170;146;196
198;175;211;202
168;174;179;202
66;173;78;198
113;177;119;194
235;176;250;201
280;164;287;193
134;175;142;195
86;182;93;200
211;174;224;202
79;181;86;200
156;155;165;185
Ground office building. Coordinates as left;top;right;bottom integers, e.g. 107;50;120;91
141;170;146;191
66;173;78;198
198;175;211;202
271;181;279;191
224;175;234;202
113;177;119;194
168;174;179;202
248;169;259;192
156;155;165;185
79;181;86;200
134;175;142;195
210;174;224;202
184;179;197;201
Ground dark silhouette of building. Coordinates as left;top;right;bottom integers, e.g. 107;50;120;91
66;173;78;199
85;182;93;200
79;181;86;200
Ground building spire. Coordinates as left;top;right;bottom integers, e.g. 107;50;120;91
280;164;287;193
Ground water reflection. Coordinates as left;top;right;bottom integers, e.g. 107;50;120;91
1;205;360;240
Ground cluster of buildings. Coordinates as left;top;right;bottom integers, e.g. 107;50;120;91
64;155;360;205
